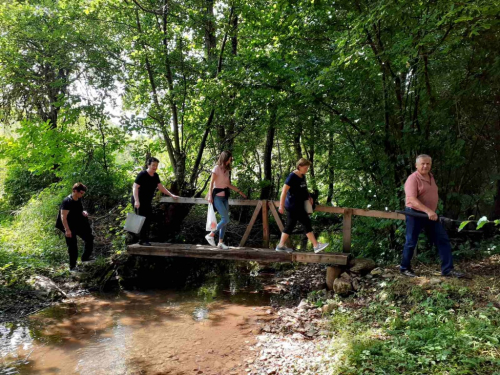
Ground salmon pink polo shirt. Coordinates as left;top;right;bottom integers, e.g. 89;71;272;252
404;171;439;212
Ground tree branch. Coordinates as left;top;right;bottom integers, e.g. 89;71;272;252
319;100;366;135
125;0;165;16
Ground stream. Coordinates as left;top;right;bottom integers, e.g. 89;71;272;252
1;270;278;375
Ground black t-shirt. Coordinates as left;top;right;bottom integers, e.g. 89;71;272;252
134;170;161;204
284;172;310;212
55;195;85;231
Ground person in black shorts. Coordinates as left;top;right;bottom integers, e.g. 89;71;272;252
132;157;179;245
55;183;93;271
275;158;329;254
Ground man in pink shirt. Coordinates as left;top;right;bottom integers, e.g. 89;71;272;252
401;155;464;278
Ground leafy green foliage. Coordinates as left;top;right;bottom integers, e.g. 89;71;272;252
3;168;56;207
328;280;500;374
459;216;500;232
0;185;68;272
1;0;500;284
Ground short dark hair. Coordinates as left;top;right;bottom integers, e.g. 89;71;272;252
147;157;160;165
72;182;87;192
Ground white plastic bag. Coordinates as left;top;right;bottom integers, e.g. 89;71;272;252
124;212;146;234
304;200;313;214
206;204;217;232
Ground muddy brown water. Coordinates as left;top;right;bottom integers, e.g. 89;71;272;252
1;282;277;375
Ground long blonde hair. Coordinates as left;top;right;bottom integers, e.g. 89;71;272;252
217;151;232;171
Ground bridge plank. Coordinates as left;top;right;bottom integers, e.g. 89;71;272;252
127;243;349;265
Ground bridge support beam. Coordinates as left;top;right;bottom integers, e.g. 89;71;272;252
326;266;343;290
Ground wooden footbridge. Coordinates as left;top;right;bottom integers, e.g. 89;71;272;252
127;243;350;265
127;197;405;269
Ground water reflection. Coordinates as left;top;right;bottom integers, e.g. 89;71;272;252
192;306;209;321
0;324;33;360
0;269;273;374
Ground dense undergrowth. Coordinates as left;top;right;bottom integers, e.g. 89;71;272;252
322;277;500;375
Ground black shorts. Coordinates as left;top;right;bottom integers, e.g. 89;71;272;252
283;209;313;234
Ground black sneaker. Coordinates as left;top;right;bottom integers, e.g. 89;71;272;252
400;269;417;278
139;241;152;246
443;270;469;279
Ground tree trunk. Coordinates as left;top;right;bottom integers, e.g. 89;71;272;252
223;11;238;151
493;126;500;219
326;128;335;204
304;119;319;200
493;179;500;219
231;14;238;56
205;0;217;63
293;122;303;160
260;106;277;199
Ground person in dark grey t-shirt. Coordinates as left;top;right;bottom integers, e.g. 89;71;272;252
275;158;329;254
132;157;179;245
55;182;93;271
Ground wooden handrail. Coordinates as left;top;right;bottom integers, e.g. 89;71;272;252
160;197;260;206
160;196;404;252
160;197;405;220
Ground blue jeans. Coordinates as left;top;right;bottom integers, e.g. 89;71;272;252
401;208;454;275
213;195;230;241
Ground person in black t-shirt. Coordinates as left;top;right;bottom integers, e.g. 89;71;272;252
55;182;93;271
132;157;179;245
275;158;329;254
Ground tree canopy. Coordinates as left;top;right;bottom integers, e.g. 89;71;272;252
1;0;499;219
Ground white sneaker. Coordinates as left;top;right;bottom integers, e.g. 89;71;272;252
205;233;216;247
217;243;229;250
313;242;329;253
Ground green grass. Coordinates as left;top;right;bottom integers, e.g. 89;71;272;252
0;185;71;290
326;280;500;374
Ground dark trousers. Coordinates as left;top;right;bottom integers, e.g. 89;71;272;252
401;208;454;275
137;203;152;242
65;228;94;269
283;209;313;235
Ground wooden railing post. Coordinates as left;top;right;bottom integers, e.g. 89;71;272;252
262;200;269;248
326;266;342;290
239;201;263;247
342;209;353;253
268;201;284;232
268;201;291;248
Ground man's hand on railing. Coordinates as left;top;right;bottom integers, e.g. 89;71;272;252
427;210;438;221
